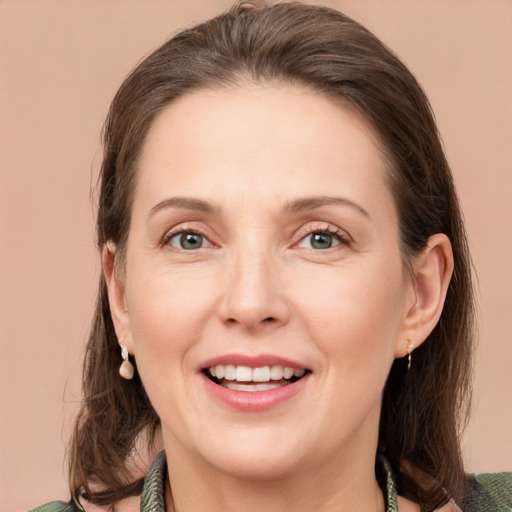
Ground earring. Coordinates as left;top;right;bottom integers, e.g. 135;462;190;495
118;337;134;380
406;341;415;371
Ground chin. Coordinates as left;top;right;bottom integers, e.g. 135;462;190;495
207;450;301;482
193;428;308;481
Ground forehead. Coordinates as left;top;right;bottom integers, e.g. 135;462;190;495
134;82;393;219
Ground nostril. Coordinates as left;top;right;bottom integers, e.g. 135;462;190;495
263;317;276;323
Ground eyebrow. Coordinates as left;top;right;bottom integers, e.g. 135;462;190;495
284;196;370;218
147;195;370;220
148;197;219;219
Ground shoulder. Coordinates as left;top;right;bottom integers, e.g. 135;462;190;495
28;501;76;512
463;471;512;511
475;471;512;509
27;453;168;512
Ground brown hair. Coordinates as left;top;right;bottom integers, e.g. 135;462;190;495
69;2;475;510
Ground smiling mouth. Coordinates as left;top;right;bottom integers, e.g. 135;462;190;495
204;365;310;392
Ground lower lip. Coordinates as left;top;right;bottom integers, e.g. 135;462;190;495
201;373;310;412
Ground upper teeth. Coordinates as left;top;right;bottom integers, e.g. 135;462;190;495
209;365;305;382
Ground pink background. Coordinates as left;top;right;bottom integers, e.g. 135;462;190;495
0;1;510;510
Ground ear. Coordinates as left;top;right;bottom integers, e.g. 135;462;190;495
396;233;454;357
102;241;133;353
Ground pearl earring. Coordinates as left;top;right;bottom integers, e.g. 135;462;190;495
118;337;134;380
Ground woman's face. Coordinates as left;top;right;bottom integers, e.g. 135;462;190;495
117;83;416;480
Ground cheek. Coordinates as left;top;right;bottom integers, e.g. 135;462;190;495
296;260;405;373
123;267;221;433
126;267;216;370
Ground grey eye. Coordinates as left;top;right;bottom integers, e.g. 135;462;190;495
169;232;207;250
310;232;335;249
297;232;341;250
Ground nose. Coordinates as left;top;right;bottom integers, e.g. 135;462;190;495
218;247;291;332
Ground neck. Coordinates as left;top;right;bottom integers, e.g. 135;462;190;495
164;446;385;512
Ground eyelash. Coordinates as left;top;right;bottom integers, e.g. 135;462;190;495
161;224;351;251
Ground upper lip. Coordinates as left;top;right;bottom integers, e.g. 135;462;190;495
199;353;310;371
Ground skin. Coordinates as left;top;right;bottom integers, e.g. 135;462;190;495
104;83;454;512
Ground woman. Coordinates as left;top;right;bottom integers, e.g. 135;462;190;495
33;1;511;511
